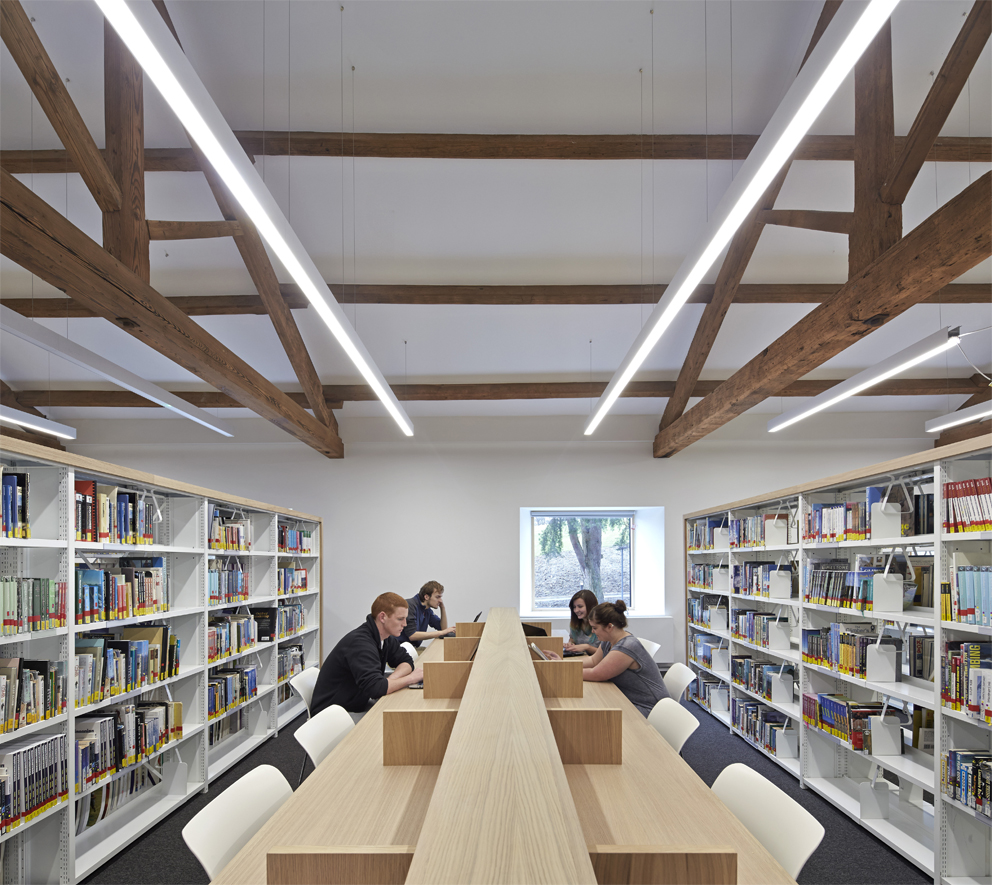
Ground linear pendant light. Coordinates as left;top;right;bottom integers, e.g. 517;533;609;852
1;305;234;437
767;326;960;433
94;0;414;437
925;398;992;434
0;405;77;440
584;0;901;436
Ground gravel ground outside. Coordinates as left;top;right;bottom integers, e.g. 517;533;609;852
533;545;632;609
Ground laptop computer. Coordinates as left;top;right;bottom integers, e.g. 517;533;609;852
521;623;548;637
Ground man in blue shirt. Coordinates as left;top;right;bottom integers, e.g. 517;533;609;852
402;580;456;648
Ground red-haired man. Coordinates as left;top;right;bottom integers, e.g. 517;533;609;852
310;592;423;717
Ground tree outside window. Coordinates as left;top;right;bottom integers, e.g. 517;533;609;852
532;514;632;610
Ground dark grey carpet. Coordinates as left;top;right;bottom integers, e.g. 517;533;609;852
83;702;932;884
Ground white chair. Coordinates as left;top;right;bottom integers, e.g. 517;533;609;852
663;661;695;702
400;640;418;661
289;666;319;715
181;764;292;880
294;704;355;784
647;697;700;754
289;666;320;784
711;763;825;879
638;636;662;659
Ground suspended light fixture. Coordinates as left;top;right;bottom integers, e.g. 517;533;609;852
585;0;901;435
925;398;992;434
93;0;414;437
767;327;961;433
0;405;77;440
1;305;234;437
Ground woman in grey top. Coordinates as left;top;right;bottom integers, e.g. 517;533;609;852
547;599;668;716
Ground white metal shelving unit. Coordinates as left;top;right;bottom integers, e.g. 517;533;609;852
0;436;322;884
683;435;992;883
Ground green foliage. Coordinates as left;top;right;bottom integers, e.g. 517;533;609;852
539;518;564;557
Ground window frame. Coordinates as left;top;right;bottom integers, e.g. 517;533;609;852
520;506;664;618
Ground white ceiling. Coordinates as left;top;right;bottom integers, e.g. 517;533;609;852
1;0;989;437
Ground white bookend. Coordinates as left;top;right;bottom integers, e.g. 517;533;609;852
711;648;730;672
775;729;798;758
712;567;730;593
769;670;794;705
764;517;789;547
868;716;903;757
872;573;905;612
866;643;901;683
859;780;891;820
767;620;791;650
707;607;728;632
714;526;730;548
768;569;792;599
711;685;729;712
870;502;903;540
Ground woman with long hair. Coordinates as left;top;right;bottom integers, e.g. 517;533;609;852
547;599;668;716
564;589;600;655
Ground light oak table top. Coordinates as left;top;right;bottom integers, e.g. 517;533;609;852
405;608;597;884
549;682;795;885
213;638;453;884
213;612;794;884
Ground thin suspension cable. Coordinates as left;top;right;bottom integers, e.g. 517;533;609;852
351;64;357;330
729;1;734;177
287;0;292;224
262;1;266;183
954;341;991;382
650;7;655;319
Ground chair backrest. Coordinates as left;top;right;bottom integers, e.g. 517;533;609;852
638;637;662;659
294;704;355;770
290;666;320;714
181;764;292;880
647;697;699;754
663;661;695;702
711;763;825;879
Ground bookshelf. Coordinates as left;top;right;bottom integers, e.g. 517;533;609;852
0;435;322;884
683;435;992;883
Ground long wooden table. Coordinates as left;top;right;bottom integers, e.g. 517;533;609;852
214;609;794;884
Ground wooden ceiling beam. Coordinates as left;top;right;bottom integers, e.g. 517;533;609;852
2;135;989;174
757;209;853;235
1;292;308;317
14;376;981;407
881;1;992;205
658;0;841;435
850;20;901;277
0;380;66;451
146;220;244;240
102;20;149;283
0;1;121;212
150;0;334;432
0;168;343;458
2;282;985;317
653;170;991;458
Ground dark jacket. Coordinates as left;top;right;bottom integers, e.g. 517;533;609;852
310;615;415;715
401;594;442;647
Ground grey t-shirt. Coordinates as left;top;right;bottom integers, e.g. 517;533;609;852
599;633;669;717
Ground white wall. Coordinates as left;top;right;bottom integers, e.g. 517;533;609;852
66;412;933;663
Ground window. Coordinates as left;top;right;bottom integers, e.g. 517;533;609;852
520;507;665;617
530;512;634;611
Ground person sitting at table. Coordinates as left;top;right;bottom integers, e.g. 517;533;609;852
310;592;423;716
545;599;668;717
402;580;456;648
563;589;601;655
